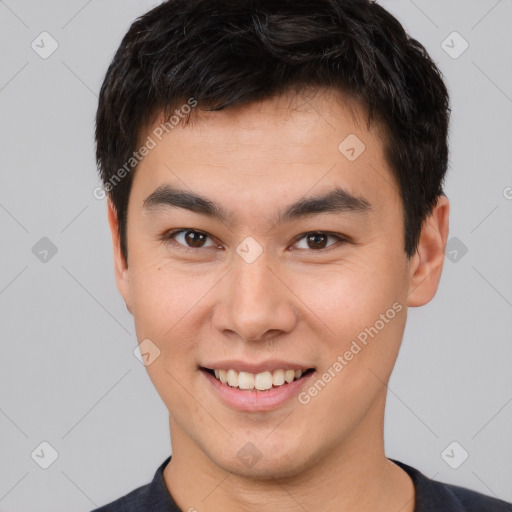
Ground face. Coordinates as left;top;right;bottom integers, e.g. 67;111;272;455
108;89;448;479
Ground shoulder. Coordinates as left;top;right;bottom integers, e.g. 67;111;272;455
432;479;512;512
90;481;153;512
390;459;512;512
89;456;175;512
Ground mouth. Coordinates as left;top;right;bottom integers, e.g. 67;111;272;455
200;366;316;391
199;359;317;411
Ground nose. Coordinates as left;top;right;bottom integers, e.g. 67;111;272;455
211;248;297;343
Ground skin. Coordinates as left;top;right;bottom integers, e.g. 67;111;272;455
107;88;449;512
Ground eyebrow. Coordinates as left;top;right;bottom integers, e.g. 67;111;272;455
142;184;372;225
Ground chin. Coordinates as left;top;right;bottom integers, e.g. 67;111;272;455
207;438;314;481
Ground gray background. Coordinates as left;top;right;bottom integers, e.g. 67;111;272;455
0;1;511;510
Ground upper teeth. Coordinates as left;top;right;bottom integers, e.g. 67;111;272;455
212;369;304;390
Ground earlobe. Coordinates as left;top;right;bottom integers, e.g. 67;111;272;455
407;194;450;307
107;198;133;314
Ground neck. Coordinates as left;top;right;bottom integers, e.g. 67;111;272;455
163;391;415;512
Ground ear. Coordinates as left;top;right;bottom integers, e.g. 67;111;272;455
406;194;450;307
107;198;133;314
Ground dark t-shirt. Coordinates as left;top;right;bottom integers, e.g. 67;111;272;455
90;456;512;512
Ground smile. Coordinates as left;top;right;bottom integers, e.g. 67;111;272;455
200;365;317;412
203;367;315;391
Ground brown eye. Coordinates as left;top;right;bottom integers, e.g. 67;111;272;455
307;232;329;250
183;230;207;248
163;229;217;249
293;232;346;251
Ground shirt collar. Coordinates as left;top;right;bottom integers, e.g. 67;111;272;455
390;458;464;512
148;456;465;512
145;455;177;511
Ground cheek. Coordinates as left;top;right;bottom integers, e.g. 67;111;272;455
127;255;223;374
296;252;407;391
296;252;403;333
129;256;201;331
127;258;205;401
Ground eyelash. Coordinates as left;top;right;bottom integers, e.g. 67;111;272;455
160;229;349;253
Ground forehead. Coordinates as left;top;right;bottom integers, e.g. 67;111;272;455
131;89;401;227
145;88;373;151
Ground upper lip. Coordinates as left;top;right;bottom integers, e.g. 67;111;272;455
201;360;315;374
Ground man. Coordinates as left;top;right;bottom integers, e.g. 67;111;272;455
92;0;512;510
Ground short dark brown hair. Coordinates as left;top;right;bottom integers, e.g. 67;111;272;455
95;0;450;263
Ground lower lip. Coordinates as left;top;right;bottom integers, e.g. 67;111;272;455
201;369;316;412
